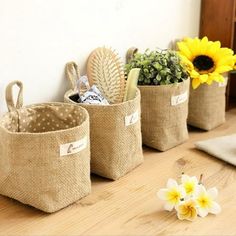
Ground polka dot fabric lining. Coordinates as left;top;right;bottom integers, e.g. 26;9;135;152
0;103;86;133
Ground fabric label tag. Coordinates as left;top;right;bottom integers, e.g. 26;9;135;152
125;110;139;126
60;136;87;157
171;91;188;106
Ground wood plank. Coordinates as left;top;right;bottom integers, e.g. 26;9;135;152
0;109;236;235
200;0;235;48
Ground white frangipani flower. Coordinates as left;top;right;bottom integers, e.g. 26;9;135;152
195;185;221;217
176;199;198;221
157;178;186;211
181;174;199;196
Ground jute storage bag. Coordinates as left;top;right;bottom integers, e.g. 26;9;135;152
0;81;91;213
64;63;143;180
140;78;190;151
188;80;227;131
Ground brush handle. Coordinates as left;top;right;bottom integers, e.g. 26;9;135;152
123;68;140;102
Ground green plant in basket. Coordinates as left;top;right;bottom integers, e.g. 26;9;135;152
125;49;189;86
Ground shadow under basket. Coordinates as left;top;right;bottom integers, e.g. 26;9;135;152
64;89;143;180
0;81;91;213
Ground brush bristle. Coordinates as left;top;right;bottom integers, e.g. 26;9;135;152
87;47;125;104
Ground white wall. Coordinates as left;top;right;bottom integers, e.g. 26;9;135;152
0;0;201;113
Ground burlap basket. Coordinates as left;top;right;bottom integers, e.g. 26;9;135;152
0;81;91;213
140;78;190;151
64;62;143;180
188;80;227;131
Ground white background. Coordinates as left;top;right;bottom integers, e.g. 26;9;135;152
0;0;201;113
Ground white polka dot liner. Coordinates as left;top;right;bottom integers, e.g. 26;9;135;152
0;103;87;133
0;81;88;134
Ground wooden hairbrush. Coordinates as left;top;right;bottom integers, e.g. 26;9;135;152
86;47;125;104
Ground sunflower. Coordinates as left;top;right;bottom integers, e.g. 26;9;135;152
177;36;235;89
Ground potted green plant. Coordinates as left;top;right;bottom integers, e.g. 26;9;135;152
126;48;190;151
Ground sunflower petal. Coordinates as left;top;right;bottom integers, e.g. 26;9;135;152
199;74;208;83
199;36;209;54
215;65;233;74
190;70;199;78
206;77;213;85
217;55;235;67
177;42;192;59
205;41;221;57
192;78;201;89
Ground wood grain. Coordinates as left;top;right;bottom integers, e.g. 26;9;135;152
1;109;236;235
199;0;236;109
200;0;235;48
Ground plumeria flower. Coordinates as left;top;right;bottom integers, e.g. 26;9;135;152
181;174;199;197
195;185;221;217
157;178;186;211
176;199;198;221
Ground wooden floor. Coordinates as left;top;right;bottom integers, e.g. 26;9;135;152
1;109;236;236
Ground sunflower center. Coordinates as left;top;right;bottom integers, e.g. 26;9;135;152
193;55;214;72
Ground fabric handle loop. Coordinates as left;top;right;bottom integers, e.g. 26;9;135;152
65;62;81;91
5;80;23;112
126;47;138;63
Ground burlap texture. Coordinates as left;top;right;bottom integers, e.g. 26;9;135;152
139;79;190;151
0;81;91;213
188;81;227;131
64;89;143;180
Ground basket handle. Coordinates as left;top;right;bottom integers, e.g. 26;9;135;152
65;62;81;91
5;80;23;112
126;47;138;63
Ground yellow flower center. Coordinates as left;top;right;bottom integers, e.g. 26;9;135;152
178;200;197;220
166;189;181;204
193;55;215;73
197;194;212;209
184;182;195;195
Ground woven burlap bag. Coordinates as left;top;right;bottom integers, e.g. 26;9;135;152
139;79;190;151
0;81;91;213
188;80;227;131
64;62;143;180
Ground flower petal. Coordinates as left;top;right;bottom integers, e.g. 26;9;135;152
199;36;209;54
177;42;192;59
191;176;199;185
215;65;233;73
179;185;187;198
157;189;168;200
198;208;208;217
196;184;206;195
207;187;218;200
192;77;200;89
164;202;174;211
177;211;185;220
209;201;221;215
167;178;178;188
206;41;221;57
181;174;190;183
199;74;208;83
